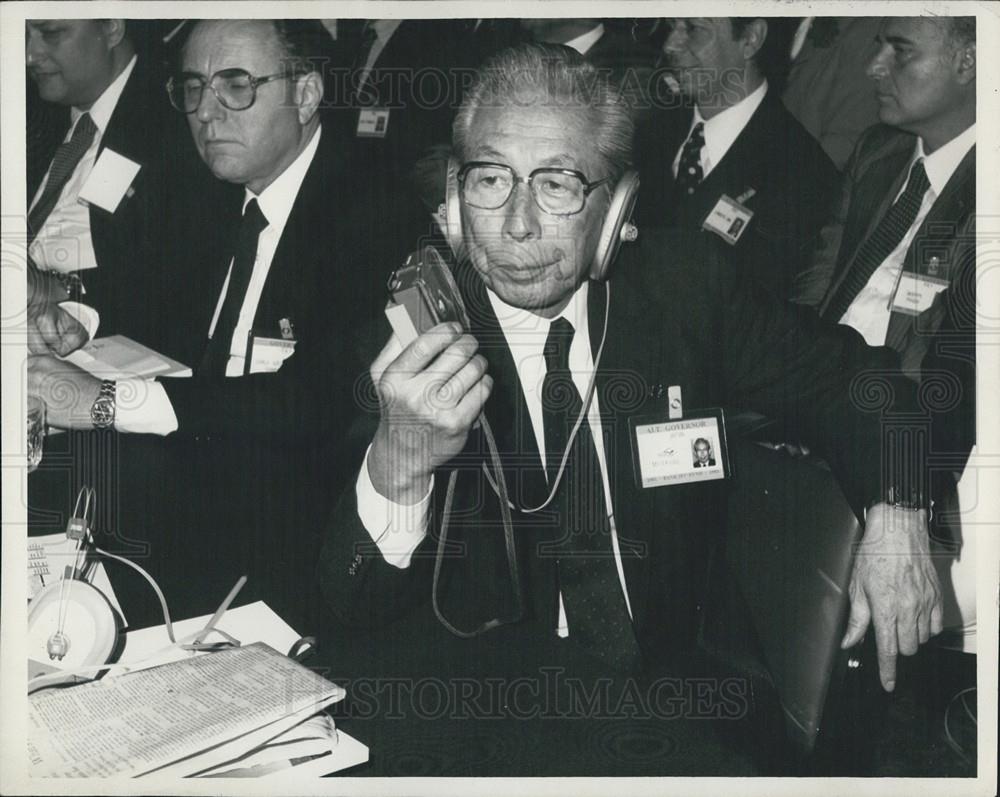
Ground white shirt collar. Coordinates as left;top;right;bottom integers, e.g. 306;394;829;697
242;125;322;230
564;23;605;56
70;54;137;134
915;124;976;197
487;280;590;348
688;79;768;174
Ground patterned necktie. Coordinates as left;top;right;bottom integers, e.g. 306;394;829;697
824;159;931;322
28;113;98;245
675;121;705;197
199;199;269;376
541;318;643;672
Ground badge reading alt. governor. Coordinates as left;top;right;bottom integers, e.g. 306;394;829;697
629;409;730;489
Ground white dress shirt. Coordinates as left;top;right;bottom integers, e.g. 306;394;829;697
563;23;605;56
29;55;138;274
356;281;635;638
113;125;323;434
672;79;768;180
839;124;976;346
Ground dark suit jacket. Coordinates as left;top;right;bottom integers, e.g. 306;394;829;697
86;130;388;631
324;20;487;263
790;125;976;489
582;24;659;122
155;128;385;446
633;90;840;299
26;56;211;342
317;229;912;666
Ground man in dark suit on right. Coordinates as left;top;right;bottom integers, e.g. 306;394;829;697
790;17;977;665
634;17;838;299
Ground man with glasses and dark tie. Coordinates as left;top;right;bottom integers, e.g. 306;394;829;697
27;19;384;627
319;43;942;700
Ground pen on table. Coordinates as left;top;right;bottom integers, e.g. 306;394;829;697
193;575;247;646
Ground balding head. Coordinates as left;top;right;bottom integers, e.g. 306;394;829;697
866;17;975;151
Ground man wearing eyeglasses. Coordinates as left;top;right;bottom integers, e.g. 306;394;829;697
27;19;385;627
30;18;383;440
319;43;942;699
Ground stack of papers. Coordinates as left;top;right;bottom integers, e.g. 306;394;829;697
64;334;191;379
28;643;349;778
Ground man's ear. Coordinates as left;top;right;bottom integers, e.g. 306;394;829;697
102;19;126;50
954;42;976;85
295;71;324;125
741;18;768;62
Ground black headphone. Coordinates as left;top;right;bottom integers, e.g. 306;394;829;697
442;158;640;281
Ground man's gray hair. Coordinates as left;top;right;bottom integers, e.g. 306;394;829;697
453;43;634;182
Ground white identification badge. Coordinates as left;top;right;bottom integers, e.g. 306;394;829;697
629;408;730;489
247;335;296;374
78;149;141;213
890;271;949;316
702;194;754;245
357;108;390;138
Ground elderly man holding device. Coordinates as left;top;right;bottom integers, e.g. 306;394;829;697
319;43;942;697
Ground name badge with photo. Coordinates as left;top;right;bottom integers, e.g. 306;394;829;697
357;108;390;138
702;194;753;245
629;408;730;489
79;149;141;214
889;271;949;316
245;331;296;375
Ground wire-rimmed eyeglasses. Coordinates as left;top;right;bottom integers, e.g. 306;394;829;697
166;68;301;113
458;161;613;217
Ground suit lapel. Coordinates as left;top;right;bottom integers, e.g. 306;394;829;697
459;262;547;507
885;146;975;352
819;141;912;314
695;92;773;204
251;135;340;335
591;274;663;630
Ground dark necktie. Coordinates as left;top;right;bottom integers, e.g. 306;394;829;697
674;121;705;198
28;113;98;245
824;159;931;322
541;318;642;672
200;199;268;376
353;23;380;96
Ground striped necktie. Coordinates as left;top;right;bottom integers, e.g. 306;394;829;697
28;113;98;245
824;159;930;322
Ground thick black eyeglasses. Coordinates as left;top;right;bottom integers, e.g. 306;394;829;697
166;68;300;113
458;161;613;217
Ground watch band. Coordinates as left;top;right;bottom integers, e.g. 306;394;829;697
882;483;927;512
90;379;117;430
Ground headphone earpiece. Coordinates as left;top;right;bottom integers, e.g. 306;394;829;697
443;158;466;260
443;159;639;281
589;169;640;281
